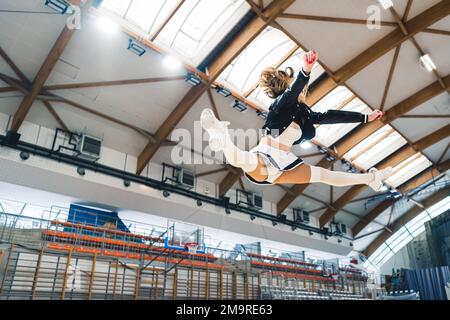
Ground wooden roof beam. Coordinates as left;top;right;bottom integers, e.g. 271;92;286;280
9;1;92;133
150;0;185;41
0;46;28;82
295;1;450;109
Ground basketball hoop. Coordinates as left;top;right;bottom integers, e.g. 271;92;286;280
185;242;199;255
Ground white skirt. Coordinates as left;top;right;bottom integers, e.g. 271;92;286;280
244;143;304;185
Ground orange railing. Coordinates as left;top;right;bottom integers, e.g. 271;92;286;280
270;271;336;282
246;253;317;267
250;260;322;275
43;228;217;262
47;243;224;270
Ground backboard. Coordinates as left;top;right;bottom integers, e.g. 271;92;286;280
164;220;205;253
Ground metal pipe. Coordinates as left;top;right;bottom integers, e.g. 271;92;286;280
0;135;348;239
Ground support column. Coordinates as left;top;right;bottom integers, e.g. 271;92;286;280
31;246;45;300
60;249;72;300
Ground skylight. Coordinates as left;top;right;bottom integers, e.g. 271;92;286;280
364;195;450;269
219;26;327;110
344;125;407;170
248;49;325;109
101;0;179;34
155;0;249;63
314;97;371;147
385;154;432;188
222;28;295;93
101;0;249;64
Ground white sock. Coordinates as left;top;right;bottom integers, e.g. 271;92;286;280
221;132;258;173
309;166;373;187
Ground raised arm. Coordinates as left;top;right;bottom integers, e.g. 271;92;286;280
271;51;318;112
310;109;384;125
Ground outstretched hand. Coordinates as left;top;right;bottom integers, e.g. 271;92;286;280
303;50;318;74
368;110;384;122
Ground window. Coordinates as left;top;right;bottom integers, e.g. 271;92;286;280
385;154;432;188
343;125;407;170
219;27;297;109
101;0;179;34
222;28;295;93
314;97;371;147
427;197;450;218
367;196;450;269
220;26;327;110
156;0;249;63
101;0;250;64
246;48;325;108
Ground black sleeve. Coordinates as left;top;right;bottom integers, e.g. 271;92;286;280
270;69;310;113
310;109;368;125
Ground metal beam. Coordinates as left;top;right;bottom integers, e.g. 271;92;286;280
363;187;449;258
136;0;295;174
352;159;450;238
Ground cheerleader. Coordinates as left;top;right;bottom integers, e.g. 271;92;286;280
200;50;392;191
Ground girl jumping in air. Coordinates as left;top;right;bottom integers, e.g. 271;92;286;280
200;50;393;191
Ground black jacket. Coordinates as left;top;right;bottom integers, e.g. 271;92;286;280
262;70;368;145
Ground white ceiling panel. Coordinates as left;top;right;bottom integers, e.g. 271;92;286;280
382;41;437;111
30;100;148;155
392;118;448;143
428;12;450;30
276;17;396;71
346;49;395;109
283;0;406;22
407;0;442;21
422;137;450;164
414;32;450;75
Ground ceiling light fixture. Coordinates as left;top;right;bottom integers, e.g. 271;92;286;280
127;39;146;56
96;15;119;35
185;73;202;86
419;54;437;72
256;110;268;120
232;100;247;112
300;141;313;150
216;86;232;97
45;0;70;14
378;0;393;9
163;55;182;70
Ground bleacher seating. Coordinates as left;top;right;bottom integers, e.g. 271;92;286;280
382;290;420;300
260;286;369;300
260;285;329;300
322;289;368;300
42;221;218;263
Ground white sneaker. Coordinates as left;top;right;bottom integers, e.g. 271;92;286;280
368;167;394;192
200;108;230;152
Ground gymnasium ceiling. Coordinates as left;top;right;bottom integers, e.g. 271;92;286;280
0;0;449;260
